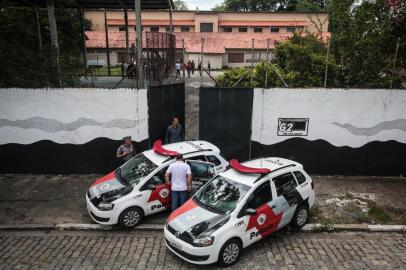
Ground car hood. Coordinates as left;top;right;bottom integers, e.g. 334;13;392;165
167;199;230;239
88;171;127;199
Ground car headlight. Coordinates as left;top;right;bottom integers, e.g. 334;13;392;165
192;236;214;247
97;202;114;211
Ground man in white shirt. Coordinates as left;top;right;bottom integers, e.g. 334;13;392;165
165;153;192;211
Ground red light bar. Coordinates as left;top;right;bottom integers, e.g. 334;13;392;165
230;159;271;175
153;140;178;157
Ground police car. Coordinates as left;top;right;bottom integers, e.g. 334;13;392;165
164;157;315;266
86;140;228;229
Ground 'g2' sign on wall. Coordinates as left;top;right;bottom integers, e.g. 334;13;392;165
277;118;309;136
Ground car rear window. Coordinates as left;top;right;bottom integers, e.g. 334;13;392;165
206;155;221;166
273;172;298;196
293;171;307;184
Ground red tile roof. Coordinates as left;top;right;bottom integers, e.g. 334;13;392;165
85;31;330;54
107;19;194;26
218;21;309;27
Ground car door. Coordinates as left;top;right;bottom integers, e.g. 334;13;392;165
185;160;216;195
239;181;283;247
139;166;171;215
271;172;301;228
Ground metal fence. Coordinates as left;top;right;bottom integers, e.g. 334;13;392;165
171;33;288;88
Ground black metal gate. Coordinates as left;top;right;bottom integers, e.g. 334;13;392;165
148;82;185;144
199;87;253;161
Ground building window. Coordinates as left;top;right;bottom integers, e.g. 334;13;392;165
118;26;126;32
166;27;170;32
238;27;248;32
134;26;144;31
181;26;190;32
287;27;296;33
200;23;213;32
150;26;159;32
254;27;262;33
270;27;280;33
117;52;128;63
223;27;232;32
228;53;244;63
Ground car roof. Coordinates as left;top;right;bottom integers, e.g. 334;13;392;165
143;140;220;165
220;157;302;187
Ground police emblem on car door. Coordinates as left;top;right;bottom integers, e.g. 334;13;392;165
185;160;216;194
141;166;171;214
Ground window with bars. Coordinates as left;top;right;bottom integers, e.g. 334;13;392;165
238;27;248;32
150;27;159;32
222;27;232;32
254;27;263;33
228;53;244;63
200;23;213;32
287;27;296;33
270;27;280;33
181;26;190;32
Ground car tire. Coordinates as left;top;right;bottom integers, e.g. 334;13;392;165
218;238;242;267
118;207;143;229
291;204;309;228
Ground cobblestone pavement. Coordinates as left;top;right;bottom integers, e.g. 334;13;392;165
0;230;405;270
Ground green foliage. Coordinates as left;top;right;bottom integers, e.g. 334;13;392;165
274;34;337;87
173;0;189;10
0;7;83;88
218;34;336;88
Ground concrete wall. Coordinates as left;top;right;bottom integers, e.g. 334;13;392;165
251;88;406;175
0;88;148;145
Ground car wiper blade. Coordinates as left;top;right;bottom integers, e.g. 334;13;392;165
194;198;225;215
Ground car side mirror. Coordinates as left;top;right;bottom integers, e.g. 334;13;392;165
146;184;156;190
244;208;257;216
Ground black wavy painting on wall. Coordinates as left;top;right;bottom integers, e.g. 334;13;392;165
251;138;406;176
0;138;149;174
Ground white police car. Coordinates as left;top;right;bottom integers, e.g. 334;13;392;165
164;157;315;266
86;140;228;229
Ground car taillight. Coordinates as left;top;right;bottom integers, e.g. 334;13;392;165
311;181;314;190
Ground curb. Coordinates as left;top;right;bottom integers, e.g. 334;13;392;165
0;223;405;232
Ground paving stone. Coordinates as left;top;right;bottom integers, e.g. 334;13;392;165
0;231;405;269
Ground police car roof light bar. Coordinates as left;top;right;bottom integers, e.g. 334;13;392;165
230;159;271;175
153;140;179;157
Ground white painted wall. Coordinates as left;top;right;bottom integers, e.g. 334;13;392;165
0;88;149;145
252;88;406;148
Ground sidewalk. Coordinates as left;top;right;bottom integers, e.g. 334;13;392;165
0;174;405;226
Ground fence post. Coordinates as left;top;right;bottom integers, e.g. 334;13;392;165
201;37;204;85
323;36;330;88
265;38;270;88
182;38;185;61
251;39;254;87
390;37;401;89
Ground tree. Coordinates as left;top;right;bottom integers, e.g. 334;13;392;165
218;34;336;87
0;6;83;87
173;0;188;10
328;0;405;88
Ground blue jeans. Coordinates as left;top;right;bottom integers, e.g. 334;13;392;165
171;190;188;211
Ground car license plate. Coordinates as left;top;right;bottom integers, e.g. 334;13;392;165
169;239;182;250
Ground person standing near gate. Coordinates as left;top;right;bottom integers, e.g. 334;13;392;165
116;136;135;164
165;153;192;211
165;117;184;144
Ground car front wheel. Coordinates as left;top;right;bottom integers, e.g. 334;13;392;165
218;238;242;267
119;207;143;229
292;204;309;228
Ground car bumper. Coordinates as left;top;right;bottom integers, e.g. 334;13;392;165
85;194;116;225
164;226;218;265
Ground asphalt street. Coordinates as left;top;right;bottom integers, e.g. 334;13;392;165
0;230;405;269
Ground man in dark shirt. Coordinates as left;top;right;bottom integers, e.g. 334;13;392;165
116;136;135;164
165;117;184;144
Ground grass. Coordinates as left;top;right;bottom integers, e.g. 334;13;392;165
368;204;392;223
88;67;123;76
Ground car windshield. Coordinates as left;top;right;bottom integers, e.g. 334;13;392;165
194;176;250;214
116;153;157;186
